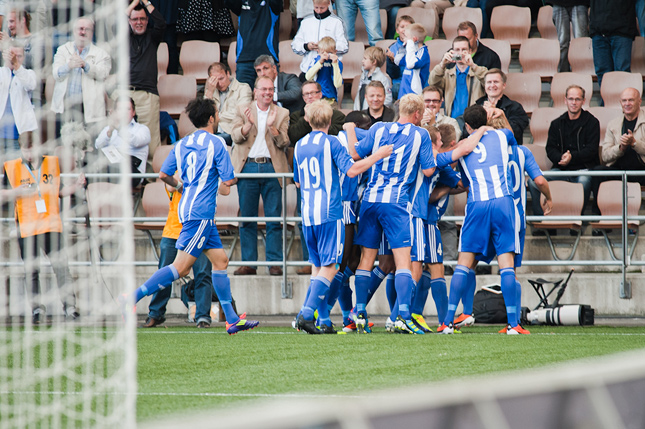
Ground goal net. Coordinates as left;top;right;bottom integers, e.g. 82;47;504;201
0;0;137;426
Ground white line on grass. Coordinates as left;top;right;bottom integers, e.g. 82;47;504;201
2;391;369;399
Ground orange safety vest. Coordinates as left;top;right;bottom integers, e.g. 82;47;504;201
162;187;182;240
4;156;63;238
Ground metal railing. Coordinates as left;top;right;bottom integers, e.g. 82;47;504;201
1;170;643;299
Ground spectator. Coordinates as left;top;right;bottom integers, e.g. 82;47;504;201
230;76;290;276
288;81;345;144
394;23;429;98
176;0;235;42
354;46;393;111
589;0;638;88
475;69;528;144
546;1;589;72
336;0;383;46
385;14;414;100
203;62;252;146
0;43;37;157
429;35;487;119
151;0;179;74
363;81;396;124
414;1;452;39
529;84;600;215
95;97;150;188
304;36;343;102
126;0;166;162
253;54;304;114
6;8;46;73
1;137;85;324
226;0;282;89
456;21;501;71
51;16;111;130
600;87;645;184
421;85;461;141
291;0;348;79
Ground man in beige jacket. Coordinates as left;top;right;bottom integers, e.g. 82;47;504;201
231;75;290;276
204;62;251;146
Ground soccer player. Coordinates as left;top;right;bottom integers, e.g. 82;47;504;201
120;98;259;335
347;94;436;334
294;101;392;334
437;105;525;335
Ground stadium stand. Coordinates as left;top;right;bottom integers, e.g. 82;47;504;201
342;41;366;81
278;40;302;76
396;7;437;44
587;107;626;142
157;42;168;80
536;5;557;40
151;145;173;174
529;107;566;146
519;38;560;81
177;111;197;139
179;41;220;84
228;41;237;76
279;10;292;42
526;143;552;172
568;37;596;77
504;72;542;115
599;71;643;107
479;38;511;73
158;74;197;118
632;37;645;77
442;6;483;41
550;73;594;109
425;39;453;72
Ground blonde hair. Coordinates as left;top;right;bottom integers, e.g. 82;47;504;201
305;100;333;129
317;36;336;53
406;23;426;42
398;94;425;117
364;46;386;68
487;115;506;130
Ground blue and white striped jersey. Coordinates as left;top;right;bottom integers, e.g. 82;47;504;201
356;122;435;205
508;142;543;227
427;165;461;223
160;130;235;223
293;131;355;226
458;128;515;203
337;128;366;202
398;44;430;97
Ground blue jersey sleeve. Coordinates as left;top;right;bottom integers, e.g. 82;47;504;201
438;165;461;188
419;130;436;170
293;150;300;185
501;128;518;146
520;146;543;180
330;136;354;174
160;145;177;176
355;124;377;159
214;143;235;182
436;151;454;168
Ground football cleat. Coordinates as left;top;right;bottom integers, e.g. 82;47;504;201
354;314;371;334
498;326;507;334
454;313;475;329
296;314;321;335
385;318;396;332
291;316;299;331
226;313;259;335
395;316;425;334
506;324;530;335
117;293;136;320
411;313;433;333
342;316;357;333
437;323;454;334
318;323;337;334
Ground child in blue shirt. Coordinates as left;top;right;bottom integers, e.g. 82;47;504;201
386;15;415;101
395;23;430;98
305;36;343;102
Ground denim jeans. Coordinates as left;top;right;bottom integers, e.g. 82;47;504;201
148;237;214;324
552;5;589;72
527;168;593;215
591;35;633;88
235;61;259;89
238;161;284;266
335;0;383;45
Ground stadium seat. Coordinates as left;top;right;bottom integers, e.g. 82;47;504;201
215;183;240;258
157;42;168;79
152;144;173;174
530;180;584;261
529;107;566;146
599;71;643;107
550;73;593;109
355;9;387;46
568;37;596;78
278;40;302;76
279;10;292;41
425;39;452;73
442;7;483;41
179;41;220;84
158;75;197;118
631;37;645;76
589;181;641;261
177;111;197;139
526;143;552;172
396;7;437;43
85;182;127;261
536;5;558;40
519;39;560;81
504;72;542;115
351;74;361;105
133;181;170;261
490;5;531;49
228;41;237;76
479;38;511;73
342;42;366;81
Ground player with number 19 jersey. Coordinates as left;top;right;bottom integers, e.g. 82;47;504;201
160;130;235;223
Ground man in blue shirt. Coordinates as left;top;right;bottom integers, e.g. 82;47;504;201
120;98;259;335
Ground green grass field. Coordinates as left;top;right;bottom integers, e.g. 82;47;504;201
136;324;645;422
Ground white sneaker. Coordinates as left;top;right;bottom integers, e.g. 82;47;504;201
385;318;396;332
454;314;475;329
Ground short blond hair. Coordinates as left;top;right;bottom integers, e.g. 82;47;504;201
406;23;426;42
487;115;506;130
398;94;425;117
364;46;386;68
313;0;330;5
317;36;336;53
305;100;333;129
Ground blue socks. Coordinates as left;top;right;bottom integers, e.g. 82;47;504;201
212;270;239;323
430;277;448;324
461;268;477;316
411;271;431;315
135;265;179;303
354;269;371;314
325;272;344;312
302;276;331;321
443;265;470;326
385;273;396;311
394;269;413;320
366;266;386;303
515;279;522;322
500;268;518;327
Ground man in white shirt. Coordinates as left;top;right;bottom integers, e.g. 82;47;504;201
95;97;150;187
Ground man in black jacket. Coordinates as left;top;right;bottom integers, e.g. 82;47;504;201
457;21;501;71
475;69;528;144
529;85;600;215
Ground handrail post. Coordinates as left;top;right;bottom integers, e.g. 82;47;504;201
281;175;292;298
620;172;631;299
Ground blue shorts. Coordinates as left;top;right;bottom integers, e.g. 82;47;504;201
379;232;393;255
176;219;223;257
342;201;357;225
411;217;426;262
459;197;516;260
303;219;345;267
355;201;412;249
424;222;443;264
